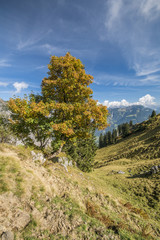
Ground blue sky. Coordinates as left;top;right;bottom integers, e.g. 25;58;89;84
0;0;160;108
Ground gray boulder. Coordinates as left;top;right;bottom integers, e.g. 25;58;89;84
52;156;72;173
53;156;72;167
2;231;14;240
14;212;30;231
117;171;125;174
151;165;159;174
31;151;46;164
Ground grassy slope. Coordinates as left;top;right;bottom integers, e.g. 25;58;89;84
0;115;160;239
92;114;160;239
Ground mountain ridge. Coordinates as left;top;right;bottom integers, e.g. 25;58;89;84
96;105;154;136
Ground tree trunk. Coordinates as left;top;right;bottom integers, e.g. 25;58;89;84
48;143;64;159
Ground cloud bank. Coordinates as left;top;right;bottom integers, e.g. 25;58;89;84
103;94;156;108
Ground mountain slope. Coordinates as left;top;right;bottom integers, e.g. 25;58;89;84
96;105;153;136
96;113;160;167
108;105;153;125
93;114;160;239
0;144;121;240
0;129;160;240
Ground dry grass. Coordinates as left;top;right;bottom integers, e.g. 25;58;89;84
0;139;160;239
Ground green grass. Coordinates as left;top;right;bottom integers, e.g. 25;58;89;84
90;115;160;239
0;154;25;196
21;215;37;240
1;115;160;239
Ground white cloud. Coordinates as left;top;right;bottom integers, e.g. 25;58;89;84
103;99;130;108
138;94;156;106
94;72;160;87
0;82;9;87
140;0;160;20
104;0;160;78
35;65;46;70
0;59;11;67
103;94;156;108
40;44;63;55
105;0;122;30
13;82;29;93
17;29;53;51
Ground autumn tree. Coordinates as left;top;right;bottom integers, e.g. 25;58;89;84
9;53;108;169
41;52;108;152
8;95;52;148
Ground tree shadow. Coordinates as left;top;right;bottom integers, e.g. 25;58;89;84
127;171;152;179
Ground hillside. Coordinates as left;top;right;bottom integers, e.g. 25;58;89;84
94;114;160;238
0;144;135;240
96;113;160;167
0;111;160;240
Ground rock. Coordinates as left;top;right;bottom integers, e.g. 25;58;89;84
151;165;159;174
0;226;6;236
31;151;46;164
14;212;30;230
1;231;14;240
117;171;125;174
52;156;72;171
61;163;68;172
58;157;72;167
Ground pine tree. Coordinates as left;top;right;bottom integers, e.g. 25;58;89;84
151;110;156;118
107;131;112;145
112;129;117;144
65;133;97;172
122;123;130;137
99;133;104;148
129;120;133;127
103;133;107;147
118;124;122;135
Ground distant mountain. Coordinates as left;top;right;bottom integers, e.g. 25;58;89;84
96;105;153;136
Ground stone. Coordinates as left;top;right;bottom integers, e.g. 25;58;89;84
151;165;159;174
58;157;72;166
117;171;125;174
61;163;68;172
14;212;30;230
0;226;6;236
31;151;46;164
52;156;72;168
1;231;14;240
